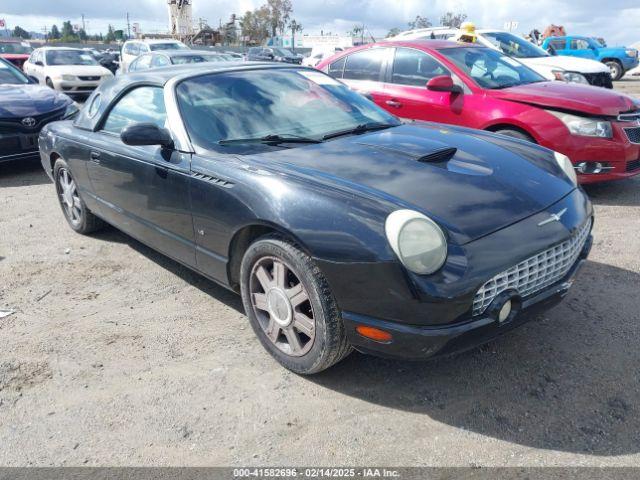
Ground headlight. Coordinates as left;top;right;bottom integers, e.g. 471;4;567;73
626;49;638;58
385;210;447;275
548;111;613;138
62;103;80;120
553;151;578;185
553;70;589;85
61;74;76;81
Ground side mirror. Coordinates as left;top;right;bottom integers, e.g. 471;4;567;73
28;75;39;84
121;123;174;148
35;61;44;67
427;75;463;94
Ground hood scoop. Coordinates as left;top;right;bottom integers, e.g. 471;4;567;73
417;147;457;163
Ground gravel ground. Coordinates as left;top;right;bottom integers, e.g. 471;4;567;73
0;79;639;467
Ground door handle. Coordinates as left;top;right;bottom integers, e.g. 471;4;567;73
89;151;101;164
386;99;403;108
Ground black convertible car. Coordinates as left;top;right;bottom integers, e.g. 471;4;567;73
0;57;78;164
39;63;593;374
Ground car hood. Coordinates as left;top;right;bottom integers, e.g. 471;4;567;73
486;81;637;116
0;84;71;117
45;65;112;76
0;53;30;60
249;124;575;245
522;55;609;73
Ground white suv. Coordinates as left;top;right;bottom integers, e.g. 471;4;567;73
120;39;188;73
23;47;113;98
388;28;613;88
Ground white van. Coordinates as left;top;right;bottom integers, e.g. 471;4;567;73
120;39;188;73
388;27;613;88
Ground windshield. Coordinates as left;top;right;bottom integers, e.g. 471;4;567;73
172;54;221;64
273;48;294;57
0;41;32;55
438;47;547;89
0;59;29;84
482;31;549;58
46;50;98;66
176;68;399;150
150;43;187;51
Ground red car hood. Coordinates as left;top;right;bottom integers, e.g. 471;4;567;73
1;54;30;60
486;81;638;116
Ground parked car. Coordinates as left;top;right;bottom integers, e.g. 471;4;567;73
125;50;231;74
39;63;592;373
302;47;345;68
0;39;33;69
23;47;113;99
246;47;302;64
542;35;639;81
0;57;77;164
120;39;189;72
318;40;640;184
390;27;613;88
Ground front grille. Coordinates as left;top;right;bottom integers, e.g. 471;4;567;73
624;127;640;144
472;220;592;316
78;76;101;81
626;159;640;172
0;108;65;134
584;72;613;89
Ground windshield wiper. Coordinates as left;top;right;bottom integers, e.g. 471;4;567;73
322;122;398;141
218;134;322;146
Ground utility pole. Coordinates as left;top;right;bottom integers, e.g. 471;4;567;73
126;12;131;40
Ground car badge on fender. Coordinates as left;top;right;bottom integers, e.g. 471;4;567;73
538;208;568;227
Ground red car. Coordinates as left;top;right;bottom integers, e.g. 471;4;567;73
317;40;640;184
0;39;33;70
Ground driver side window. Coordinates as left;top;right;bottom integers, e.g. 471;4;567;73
391;48;449;86
101;87;167;135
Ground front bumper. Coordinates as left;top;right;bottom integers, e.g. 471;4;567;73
0;133;40;163
343;234;592;360
52;79;103;96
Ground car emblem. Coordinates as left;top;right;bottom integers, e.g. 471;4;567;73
538;208;568;227
21;117;37;128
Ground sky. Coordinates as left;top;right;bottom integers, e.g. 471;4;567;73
1;0;638;46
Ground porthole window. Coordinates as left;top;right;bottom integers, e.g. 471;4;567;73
87;93;102;118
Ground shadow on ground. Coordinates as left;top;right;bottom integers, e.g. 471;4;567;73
584;176;640;207
0;159;50;188
309;260;640;456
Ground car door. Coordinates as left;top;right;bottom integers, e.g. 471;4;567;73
326;47;390;108
569;38;598;60
26;50;45;83
377;47;468;125
85;85;196;267
546;38;568;56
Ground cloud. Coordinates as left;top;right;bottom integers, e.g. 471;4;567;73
1;0;638;45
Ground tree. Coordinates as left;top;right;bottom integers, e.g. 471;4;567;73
267;0;292;37
105;25;116;44
240;7;270;45
78;28;88;42
12;26;31;39
386;27;401;38
440;12;467;28
290;19;302;52
408;15;432;30
61;21;79;42
50;24;61;40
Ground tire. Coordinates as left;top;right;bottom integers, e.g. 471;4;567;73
493;129;536;143
605;60;623;81
53;158;104;234
45;78;54;89
240;235;352;375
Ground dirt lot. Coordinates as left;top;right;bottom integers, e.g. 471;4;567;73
1;79;640;467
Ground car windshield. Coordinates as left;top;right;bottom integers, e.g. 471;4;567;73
0;59;28;84
46;50;98;66
438;46;547;89
176;68;400;150
0;41;32;55
172;54;221;64
273;48;294;56
150;43;187;51
482;32;550;58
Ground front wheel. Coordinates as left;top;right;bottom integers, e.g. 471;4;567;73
54;158;104;234
240;235;352;374
605;61;623;81
492;129;536;143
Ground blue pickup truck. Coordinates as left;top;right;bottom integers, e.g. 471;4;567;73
542;35;639;81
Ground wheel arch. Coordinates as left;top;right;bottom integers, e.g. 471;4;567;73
484;123;539;143
48;152;62;174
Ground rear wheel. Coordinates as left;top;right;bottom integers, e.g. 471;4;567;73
605;60;623;81
53;158;104;234
240;235;352;374
493;129;536;143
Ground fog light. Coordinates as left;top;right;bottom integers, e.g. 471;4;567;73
355;325;393;343
575;161;609;175
498;300;512;323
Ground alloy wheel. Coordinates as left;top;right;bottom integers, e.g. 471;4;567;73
249;256;315;357
57;168;82;227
